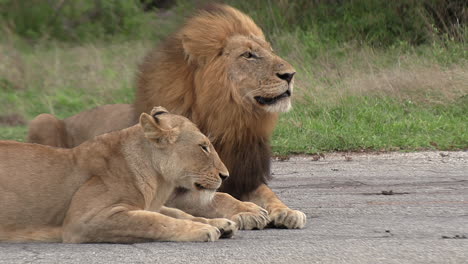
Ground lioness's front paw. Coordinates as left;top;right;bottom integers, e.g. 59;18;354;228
269;208;306;229
186;222;221;242
207;218;238;238
231;202;270;230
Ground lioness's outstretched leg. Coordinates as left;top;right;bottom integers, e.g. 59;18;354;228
62;175;222;243
27;113;69;147
243;184;307;229
166;192;270;230
63;207;221;243
159;206;237;238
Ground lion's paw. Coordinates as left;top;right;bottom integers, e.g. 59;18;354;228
231;202;270;230
207;218;238;238
184;222;221;242
269;208;307;229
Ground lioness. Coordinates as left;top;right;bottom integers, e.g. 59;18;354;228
28;4;306;229
0;107;240;243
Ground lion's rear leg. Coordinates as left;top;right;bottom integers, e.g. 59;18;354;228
27;114;69;148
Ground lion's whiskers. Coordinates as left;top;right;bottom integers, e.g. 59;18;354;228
242;88;263;100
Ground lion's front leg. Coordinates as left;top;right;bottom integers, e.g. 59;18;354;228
243;183;307;229
167;192;270;230
159;206;237;238
211;193;270;230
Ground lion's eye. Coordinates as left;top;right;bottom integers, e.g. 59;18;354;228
200;144;210;153
241;51;256;59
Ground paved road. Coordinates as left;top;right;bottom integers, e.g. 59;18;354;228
1;151;467;264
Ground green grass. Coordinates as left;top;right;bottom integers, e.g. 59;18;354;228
0;126;28;142
3;94;466;152
0;41;144;119
272;96;467;154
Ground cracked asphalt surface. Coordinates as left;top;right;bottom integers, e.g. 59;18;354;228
1;151;467;264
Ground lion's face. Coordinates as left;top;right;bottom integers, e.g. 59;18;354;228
224;35;295;113
140;107;229;195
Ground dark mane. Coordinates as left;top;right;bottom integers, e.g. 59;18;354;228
216;138;271;199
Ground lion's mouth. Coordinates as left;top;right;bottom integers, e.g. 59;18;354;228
254;89;291;105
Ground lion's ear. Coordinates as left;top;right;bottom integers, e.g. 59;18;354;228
139;113;179;144
182;33;224;65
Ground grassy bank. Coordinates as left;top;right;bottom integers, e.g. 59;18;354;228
273;96;467;154
0;0;467;153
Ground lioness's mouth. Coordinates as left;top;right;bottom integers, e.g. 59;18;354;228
194;183;217;191
254;89;291;105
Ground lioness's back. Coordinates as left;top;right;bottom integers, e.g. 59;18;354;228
0;141;88;227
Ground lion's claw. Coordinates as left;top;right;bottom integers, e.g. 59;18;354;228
231;202;270;230
269;208;306;229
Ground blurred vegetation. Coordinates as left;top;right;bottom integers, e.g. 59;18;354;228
1;0;466;46
0;0;155;42
229;0;466;46
0;0;467;152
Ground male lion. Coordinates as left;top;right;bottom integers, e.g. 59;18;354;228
27;4;306;229
0;107;243;243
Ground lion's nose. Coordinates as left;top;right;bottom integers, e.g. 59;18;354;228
219;173;229;181
276;72;296;84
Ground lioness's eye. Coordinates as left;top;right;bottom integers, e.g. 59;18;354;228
200;144;210;153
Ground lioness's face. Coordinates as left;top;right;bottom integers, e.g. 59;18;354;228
140;107;229;193
171;122;229;192
224;35;295;113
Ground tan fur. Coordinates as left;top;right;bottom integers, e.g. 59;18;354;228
136;4;306;229
26;4;306;229
28;104;136;148
0;107;241;243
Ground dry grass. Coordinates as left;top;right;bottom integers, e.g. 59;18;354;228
0;40;152;118
289;45;468;106
344;64;467;104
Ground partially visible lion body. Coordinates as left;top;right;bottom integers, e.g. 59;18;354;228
1;107;243;243
28;104;136;148
27;4;306;229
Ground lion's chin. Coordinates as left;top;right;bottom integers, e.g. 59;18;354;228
254;89;291;106
256;97;292;113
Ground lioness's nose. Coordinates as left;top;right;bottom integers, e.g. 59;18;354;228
219;173;229;181
276;72;296;84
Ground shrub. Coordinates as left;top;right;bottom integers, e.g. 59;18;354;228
225;0;466;47
0;0;155;42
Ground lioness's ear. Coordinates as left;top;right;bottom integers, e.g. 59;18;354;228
139;113;179;144
150;106;169;116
